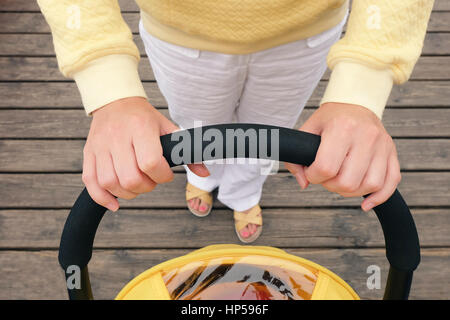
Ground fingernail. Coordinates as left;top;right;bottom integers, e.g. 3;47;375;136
109;203;119;212
295;172;306;190
362;202;374;212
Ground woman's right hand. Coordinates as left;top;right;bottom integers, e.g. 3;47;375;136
82;97;210;211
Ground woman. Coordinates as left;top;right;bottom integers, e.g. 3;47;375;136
38;0;433;242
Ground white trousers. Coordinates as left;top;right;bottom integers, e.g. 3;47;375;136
139;16;346;211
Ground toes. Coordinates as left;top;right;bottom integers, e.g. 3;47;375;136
240;226;250;239
248;224;256;235
199;201;209;213
187;198;199;210
193;198;200;210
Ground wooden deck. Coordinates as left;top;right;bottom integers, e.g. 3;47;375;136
0;0;449;300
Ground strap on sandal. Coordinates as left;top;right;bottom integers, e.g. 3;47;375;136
233;204;262;232
186;182;212;205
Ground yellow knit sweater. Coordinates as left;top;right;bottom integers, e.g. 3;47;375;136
37;0;434;118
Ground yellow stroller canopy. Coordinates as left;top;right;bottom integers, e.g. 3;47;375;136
58;124;420;300
116;245;359;300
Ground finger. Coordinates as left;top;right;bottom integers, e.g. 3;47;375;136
159;115;210;177
110;142;156;194
304;126;352;184
158;113;180;135
96;151;138;200
82;151;119;211
357;143;391;196
362;150;401;211
187;163;210;177
133;128;174;184
322;139;374;196
299;115;322;135
285;162;309;189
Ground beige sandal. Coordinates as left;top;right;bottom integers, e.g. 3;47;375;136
234;204;263;243
186;182;213;217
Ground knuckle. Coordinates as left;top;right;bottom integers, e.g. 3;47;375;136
337;179;359;194
314;161;338;179
366;124;381;137
82;171;94;185
98;176;116;189
121;175;143;191
364;126;382;145
338;116;357;132
365;179;384;193
139;158;161;173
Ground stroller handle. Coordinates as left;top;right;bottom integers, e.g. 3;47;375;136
58;123;420;300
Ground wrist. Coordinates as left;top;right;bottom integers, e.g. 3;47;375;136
92;96;151;117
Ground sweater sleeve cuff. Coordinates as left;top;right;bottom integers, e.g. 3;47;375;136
73;54;148;115
320;61;394;119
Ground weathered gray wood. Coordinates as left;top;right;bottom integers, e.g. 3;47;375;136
2;56;449;81
0;208;448;248
0;13;140;34
1;139;448;172
1;0;448;303
1;109;449;138
2;12;448;34
1;81;450;109
0;82;167;108
1;33;449;56
0;172;448;208
0;248;448;299
0;0;142;12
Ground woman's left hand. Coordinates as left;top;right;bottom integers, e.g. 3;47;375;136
285;102;401;211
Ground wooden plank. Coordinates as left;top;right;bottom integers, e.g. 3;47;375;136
0;56;154;81
1;109;449;138
0;172;448;208
0;82;167;108
0;0;141;12
1;139;448;172
0;208;448;248
1;81;450;109
0;248;448;299
0;13;140;34
2;12;448;34
2;56;450;81
1;32;449;56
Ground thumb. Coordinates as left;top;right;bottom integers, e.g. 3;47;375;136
285;114;324;189
187;163;210;177
158;113;180;135
299;113;322;135
159;116;211;177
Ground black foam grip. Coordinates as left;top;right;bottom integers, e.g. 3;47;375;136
59;124;420;273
